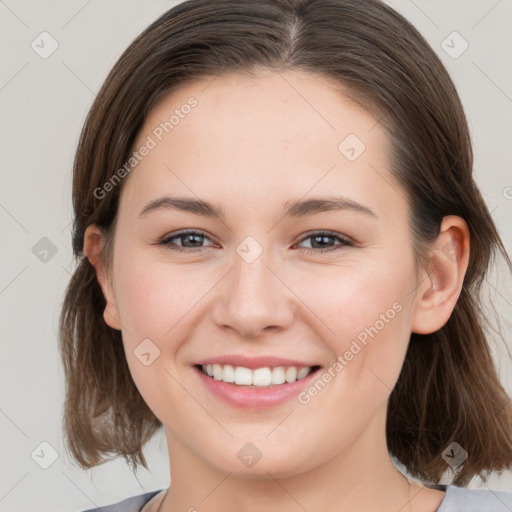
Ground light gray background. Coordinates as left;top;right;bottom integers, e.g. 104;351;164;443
1;1;511;511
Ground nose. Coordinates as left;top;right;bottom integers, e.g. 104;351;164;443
211;247;295;340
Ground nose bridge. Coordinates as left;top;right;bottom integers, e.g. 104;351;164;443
234;246;273;297
214;242;294;337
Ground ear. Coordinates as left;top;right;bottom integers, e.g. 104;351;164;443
411;215;470;334
83;225;122;331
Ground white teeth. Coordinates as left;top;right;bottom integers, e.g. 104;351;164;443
222;364;235;383
285;366;297;383
200;364;314;386
213;364;223;380
253;367;272;387
297;367;310;380
272;366;286;385
234;366;252;385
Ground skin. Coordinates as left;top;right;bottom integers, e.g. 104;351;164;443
84;69;470;512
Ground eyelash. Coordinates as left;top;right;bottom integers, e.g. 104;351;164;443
155;229;353;255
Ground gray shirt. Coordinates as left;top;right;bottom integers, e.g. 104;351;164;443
80;485;512;511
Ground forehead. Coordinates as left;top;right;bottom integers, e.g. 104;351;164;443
122;69;403;222
141;68;382;160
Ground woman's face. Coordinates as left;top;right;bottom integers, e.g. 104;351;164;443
98;69;429;477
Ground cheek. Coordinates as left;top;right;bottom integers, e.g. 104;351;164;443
112;250;212;416
113;250;210;338
291;264;415;437
293;257;416;386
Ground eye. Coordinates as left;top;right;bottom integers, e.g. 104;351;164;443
156;229;216;253
155;229;353;255
296;230;353;255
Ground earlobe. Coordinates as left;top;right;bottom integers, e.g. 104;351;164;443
83;225;122;331
411;216;470;335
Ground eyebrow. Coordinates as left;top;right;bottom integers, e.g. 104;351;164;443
138;195;377;220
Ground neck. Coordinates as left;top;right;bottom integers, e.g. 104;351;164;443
160;408;414;512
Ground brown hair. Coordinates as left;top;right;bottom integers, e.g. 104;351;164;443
59;0;512;485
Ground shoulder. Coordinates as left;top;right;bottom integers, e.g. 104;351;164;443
437;485;512;512
80;490;163;512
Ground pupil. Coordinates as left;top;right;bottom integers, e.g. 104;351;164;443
313;235;331;248
184;234;202;247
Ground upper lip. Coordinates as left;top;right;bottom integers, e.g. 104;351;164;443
194;354;320;369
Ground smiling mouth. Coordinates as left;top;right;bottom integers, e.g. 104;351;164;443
196;364;321;387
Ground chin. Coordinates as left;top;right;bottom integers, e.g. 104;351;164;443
198;438;322;480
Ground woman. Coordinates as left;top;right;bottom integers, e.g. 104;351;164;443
59;0;512;510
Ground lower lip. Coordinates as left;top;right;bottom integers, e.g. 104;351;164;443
194;366;321;410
